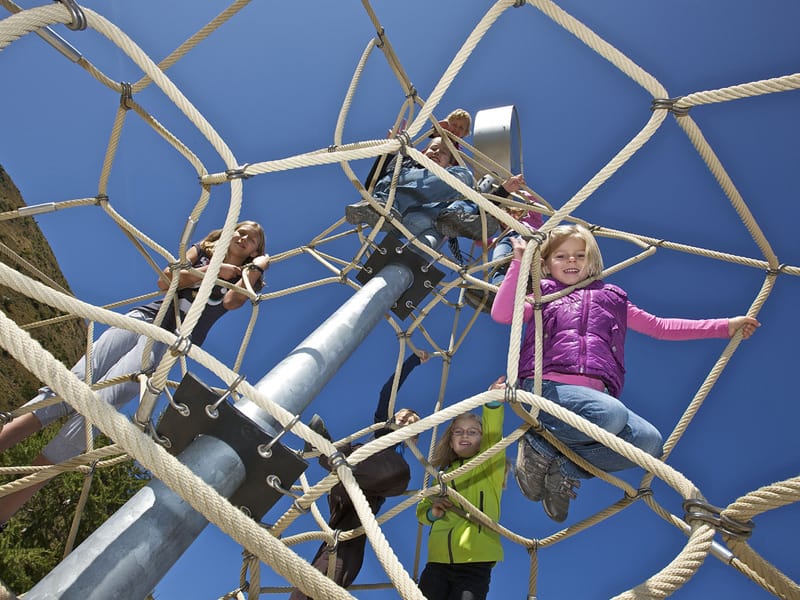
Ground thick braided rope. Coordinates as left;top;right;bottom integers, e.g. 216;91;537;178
2;1;800;598
0;308;362;599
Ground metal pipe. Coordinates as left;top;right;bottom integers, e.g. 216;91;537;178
236;262;414;436
25;435;246;599
25;262;413;598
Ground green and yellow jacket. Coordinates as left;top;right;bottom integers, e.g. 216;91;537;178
416;402;505;564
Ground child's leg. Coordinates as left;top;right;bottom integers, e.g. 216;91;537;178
41;334;165;464
402;206;447;249
0;412;43;453
557;407;662;476
25;313;153;431
451;562;493;600
0;453;52;523
489;233;516;286
418;563;451;600
523;380;632;479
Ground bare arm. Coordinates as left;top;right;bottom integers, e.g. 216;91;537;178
157;246;249;292
222;254;269;311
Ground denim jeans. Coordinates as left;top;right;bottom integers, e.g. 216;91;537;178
374;164;473;248
26;309;165;463
401;203;450;248
521;378;663;480
489;232;517;286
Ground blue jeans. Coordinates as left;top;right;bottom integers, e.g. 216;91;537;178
26;309;165;463
401;203;449;248
374;164;474;249
521;379;663;480
489;232;516;286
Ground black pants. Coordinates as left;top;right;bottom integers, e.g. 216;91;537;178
418;561;494;600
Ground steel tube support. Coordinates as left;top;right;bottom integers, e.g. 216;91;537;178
236;262;414;435
26;435;246;599
25;262;413;598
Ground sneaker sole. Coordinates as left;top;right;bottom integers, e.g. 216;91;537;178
514;441;548;502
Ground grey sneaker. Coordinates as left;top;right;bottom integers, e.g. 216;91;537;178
303;413;332;452
542;460;580;522
345;200;401;231
464;289;495;314
514;441;552;502
435;207;499;240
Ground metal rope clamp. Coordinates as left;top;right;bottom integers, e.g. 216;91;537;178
436;470;449;497
168;332;193;357
225;164;252;180
119;81;133;110
156;372;308;520
56;0;87;31
683;498;755;539
651;97;690;117
327;529;342;553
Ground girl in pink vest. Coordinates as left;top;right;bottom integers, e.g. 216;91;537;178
491;224;759;522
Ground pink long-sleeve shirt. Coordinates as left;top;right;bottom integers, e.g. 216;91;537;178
491;258;730;391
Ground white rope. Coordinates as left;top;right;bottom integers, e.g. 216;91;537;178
1;1;799;599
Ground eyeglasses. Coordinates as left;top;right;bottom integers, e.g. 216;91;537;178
451;428;481;438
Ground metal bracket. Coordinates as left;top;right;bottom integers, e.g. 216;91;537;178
156;372;308;520
356;232;445;320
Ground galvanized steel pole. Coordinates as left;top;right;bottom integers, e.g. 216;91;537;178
26;262;414;599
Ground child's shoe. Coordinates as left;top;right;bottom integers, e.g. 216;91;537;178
435;207;499;240
514;441;552;502
345;200;400;231
464;289;495;314
303;413;332;452
542;460;580;522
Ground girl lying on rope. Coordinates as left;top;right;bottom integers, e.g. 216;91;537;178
0;221;268;526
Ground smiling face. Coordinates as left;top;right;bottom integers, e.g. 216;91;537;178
544;235;588;286
424;138;455;168
230;223;263;260
448;415;482;459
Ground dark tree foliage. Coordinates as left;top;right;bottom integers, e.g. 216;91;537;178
0;428;151;594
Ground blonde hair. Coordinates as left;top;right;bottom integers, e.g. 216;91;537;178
199;220;266;262
541;224;603;279
430;412;482;468
446;108;472;134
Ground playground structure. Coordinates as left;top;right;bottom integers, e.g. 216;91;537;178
1;1;800;599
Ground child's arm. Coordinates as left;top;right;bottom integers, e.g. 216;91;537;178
627;303;760;341
490;238;534;324
374;351;428;425
157;245;265;296
222;254;269;311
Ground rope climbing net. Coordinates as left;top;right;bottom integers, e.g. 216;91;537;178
1;1;799;599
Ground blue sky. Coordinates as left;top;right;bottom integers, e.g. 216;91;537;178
2;1;799;599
